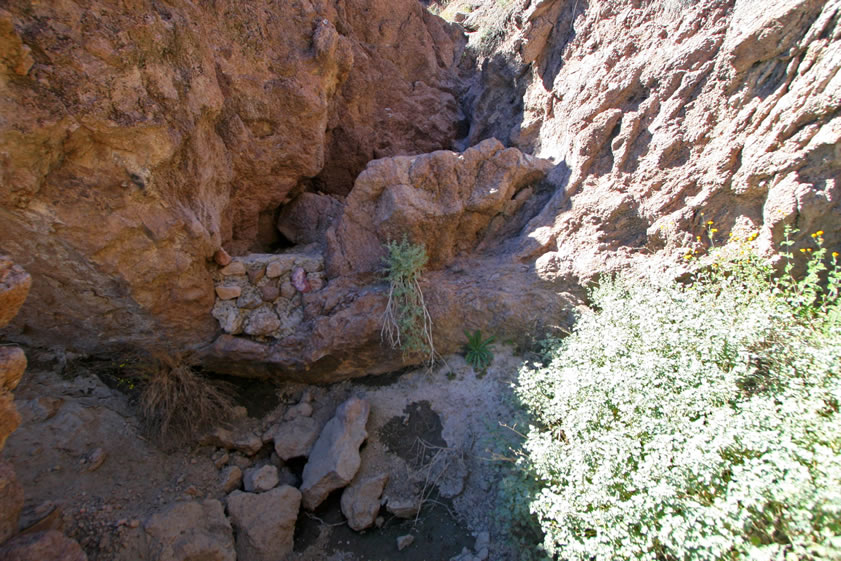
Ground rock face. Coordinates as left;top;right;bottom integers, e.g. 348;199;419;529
326;138;553;276
0;0;464;352
204;141;575;380
462;0;841;283
0;461;24;544
143;500;235;561
301;397;370;510
226;486;301;561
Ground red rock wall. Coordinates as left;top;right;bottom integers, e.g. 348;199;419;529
0;0;464;352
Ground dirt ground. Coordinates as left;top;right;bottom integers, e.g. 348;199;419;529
2;347;532;560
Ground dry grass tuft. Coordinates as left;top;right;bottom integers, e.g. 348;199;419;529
137;353;235;446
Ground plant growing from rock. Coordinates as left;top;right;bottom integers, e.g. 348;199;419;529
381;237;435;366
463;329;495;373
136;353;236;447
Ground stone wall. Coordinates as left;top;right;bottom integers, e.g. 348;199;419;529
212;252;326;341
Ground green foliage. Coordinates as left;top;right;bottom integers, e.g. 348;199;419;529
381;237;435;366
463;329;495;373
509;230;841;560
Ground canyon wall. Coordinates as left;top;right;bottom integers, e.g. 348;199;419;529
0;0;463;353
1;0;839;381
462;0;841;283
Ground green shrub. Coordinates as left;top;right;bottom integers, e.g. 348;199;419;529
463;329;495;373
381;237;435;366
511;232;841;560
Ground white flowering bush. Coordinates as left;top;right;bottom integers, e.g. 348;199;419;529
513;232;841;560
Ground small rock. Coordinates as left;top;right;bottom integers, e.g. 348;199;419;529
453;11;468;23
246;265;265;284
128;519;140;529
215;285;242;300
201;427;263;456
220;466;243;493
220;261;246;276
385;494;421;519
397;534;415;551
212;451;230;469
265;260;291;278
86;448;107;472
230;454;253;471
375;516;385;528
280;281;296;299
307;273;324;292
236;286;263;309
300;397;370;510
214;248;232;266
284;402;313;420
341;473;389;531
184;485;200;497
475;531;489;551
243;465;279;493
226;486;301;561
476;547;489;560
243;306;281;337
231;406;248;420
271;416;319;461
260;285;280;301
300;391;312;404
291;267;311;293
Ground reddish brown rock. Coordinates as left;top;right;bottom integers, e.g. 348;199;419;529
0;257;30;329
0;461;24;544
0;393;21;451
214;249;233;267
0;530;87;561
0;347;26;393
0;0;463;353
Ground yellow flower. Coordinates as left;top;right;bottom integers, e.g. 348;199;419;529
833;252;839;258
816;230;824;236
696;235;702;242
800;248;807;253
684;254;693;260
707;220;714;225
710;228;718;233
807;248;813;252
811;232;818;238
748;232;758;241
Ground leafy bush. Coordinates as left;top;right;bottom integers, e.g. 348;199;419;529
511;232;841;560
463;329;495;373
381;237;435;366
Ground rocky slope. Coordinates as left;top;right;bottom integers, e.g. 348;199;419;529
1;0;840;382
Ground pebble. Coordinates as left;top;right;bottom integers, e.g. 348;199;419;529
397;535;415;551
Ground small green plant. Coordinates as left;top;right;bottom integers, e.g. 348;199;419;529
381;237;435;366
463;329;495;373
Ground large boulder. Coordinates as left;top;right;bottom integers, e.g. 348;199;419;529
226;486;301;561
300;397;370;510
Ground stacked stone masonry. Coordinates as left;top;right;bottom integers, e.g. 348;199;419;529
212;252;326;340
